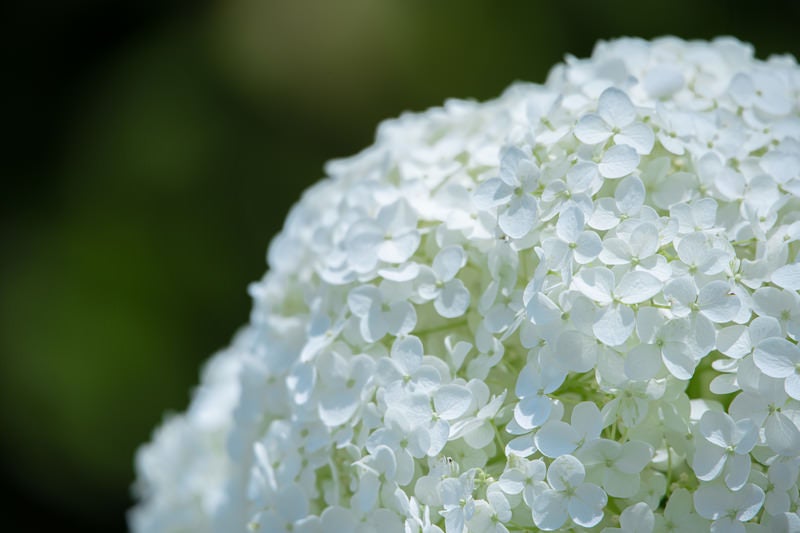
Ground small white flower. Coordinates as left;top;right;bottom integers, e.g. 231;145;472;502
513;355;567;431
572;266;662;346
578;438;653;498
473;146;540;239
348;284;417;343
541;204;602;274
693;482;765;533
692;410;758;490
588;175;646;230
575;87;655;155
417;245;471;318
531;454;607;530
497;457;547;508
345;198;421;273
534;401;602;458
439;472;476;533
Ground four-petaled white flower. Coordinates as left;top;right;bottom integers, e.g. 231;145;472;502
693;482;765;533
692;410;758;490
531;454;607;530
575;87;655;156
473;146;540;239
416;245;471;318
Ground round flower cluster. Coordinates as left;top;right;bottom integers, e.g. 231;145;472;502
131;37;800;532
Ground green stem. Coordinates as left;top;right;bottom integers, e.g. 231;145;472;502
414;318;469;337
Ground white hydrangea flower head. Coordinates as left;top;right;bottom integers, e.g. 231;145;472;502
131;37;800;532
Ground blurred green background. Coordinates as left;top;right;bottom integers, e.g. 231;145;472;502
2;0;798;530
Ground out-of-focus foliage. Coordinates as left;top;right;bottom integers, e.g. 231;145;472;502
1;0;798;530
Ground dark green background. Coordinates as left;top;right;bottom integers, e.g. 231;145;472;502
2;1;798;530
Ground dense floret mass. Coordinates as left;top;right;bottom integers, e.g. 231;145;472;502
131;37;800;532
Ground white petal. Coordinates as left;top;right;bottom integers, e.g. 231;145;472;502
599;144;639;179
698;281;740;323
700;410;735;447
500;145;537;185
498;469;525;494
427;419;450;455
593;305;635;346
363;309;388;343
762;150;800;184
643;65;684;98
499;194;537;239
395;450;415;487
772;263;800;290
603;468;639;498
277;483;310;522
616;440;652;473
378;262;420;282
723;453;750;491
574;231;602;264
597;87;637;128
599;238;632;265
785;373;800;401
372;445;398;480
629;222;659;259
765;412;800;455
391;335;423;374
532;490;568;530
547;454;585;491
635;306;663;343
473;178;512;210
588;197;621;230
618;502;655;532
691;198;718;229
378;232;420;264
693;483;730;520
663;276;697;307
527;292;561;326
320;507;358;531
715;325;751;359
433;245;466;282
435;279;470;318
319;389;359;427
734;483;765;522
614;176;645;215
514;395;553;430
287;362;315;404
574;114;612;144
384;301;416;337
572;267;615;304
567;161;601;193
568;483;607;528
434;384;473;420
570;402;602;441
506;435;537;457
754;338;799;379
662;341;696;380
616;271;662;304
615;122;655;155
753;72;792;116
377;198;417;232
556;204;585;243
348;285;379;317
556;330;597;374
729;73;755;106
535;421;580;458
